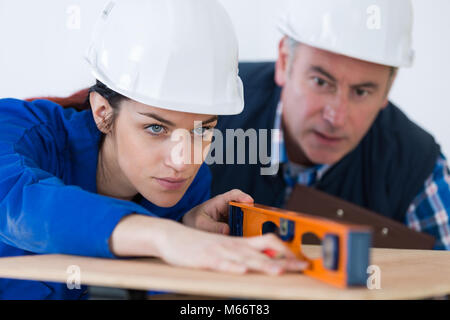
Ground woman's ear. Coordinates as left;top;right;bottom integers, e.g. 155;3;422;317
90;91;114;133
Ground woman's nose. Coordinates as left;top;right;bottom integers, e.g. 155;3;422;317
165;129;199;171
166;143;190;172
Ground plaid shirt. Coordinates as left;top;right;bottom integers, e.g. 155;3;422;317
272;103;450;250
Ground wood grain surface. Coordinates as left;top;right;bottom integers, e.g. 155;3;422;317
0;246;448;299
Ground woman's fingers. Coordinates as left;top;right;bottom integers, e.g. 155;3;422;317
244;234;309;272
204;236;308;275
222;189;254;203
203;189;254;221
238;251;308;275
283;258;310;272
214;259;248;274
194;194;308;275
195;213;230;234
246;233;297;259
160;222;307;276
215;244;281;275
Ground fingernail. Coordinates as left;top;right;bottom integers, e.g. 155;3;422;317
270;266;283;275
296;261;309;269
237;267;247;274
263;249;284;259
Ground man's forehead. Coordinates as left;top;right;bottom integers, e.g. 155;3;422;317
295;44;391;82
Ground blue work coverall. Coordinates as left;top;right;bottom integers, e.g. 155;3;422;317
0;98;211;299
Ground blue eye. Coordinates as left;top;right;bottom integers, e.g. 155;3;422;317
193;126;212;137
146;124;165;135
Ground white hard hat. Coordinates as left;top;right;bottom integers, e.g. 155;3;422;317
85;0;244;115
278;0;415;68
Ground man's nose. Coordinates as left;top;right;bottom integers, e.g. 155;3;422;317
323;92;349;128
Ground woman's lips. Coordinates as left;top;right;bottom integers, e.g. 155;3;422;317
154;177;188;190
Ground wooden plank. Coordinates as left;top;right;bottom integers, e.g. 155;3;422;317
0;246;448;299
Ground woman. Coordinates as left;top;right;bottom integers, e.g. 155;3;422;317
0;0;306;299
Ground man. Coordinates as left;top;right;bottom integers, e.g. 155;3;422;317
209;0;450;250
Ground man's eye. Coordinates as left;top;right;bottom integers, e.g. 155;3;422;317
355;88;369;97
313;77;328;87
146;124;165;135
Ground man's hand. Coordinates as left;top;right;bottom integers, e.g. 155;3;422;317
182;189;254;234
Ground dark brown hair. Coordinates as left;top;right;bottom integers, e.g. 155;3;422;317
26;80;126;111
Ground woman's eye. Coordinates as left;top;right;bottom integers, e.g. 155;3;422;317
193;127;212;137
146;124;165;135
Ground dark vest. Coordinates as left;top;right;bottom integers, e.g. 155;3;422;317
209;62;441;223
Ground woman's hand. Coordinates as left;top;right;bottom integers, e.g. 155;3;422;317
158;219;308;275
110;215;308;275
182;189;253;234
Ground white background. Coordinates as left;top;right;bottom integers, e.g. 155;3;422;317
1;0;449;155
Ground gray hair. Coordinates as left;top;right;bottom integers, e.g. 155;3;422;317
286;36;300;72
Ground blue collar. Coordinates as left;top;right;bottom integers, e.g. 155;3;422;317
63;108;102;194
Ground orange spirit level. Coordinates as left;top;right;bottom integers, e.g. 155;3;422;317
229;202;372;288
